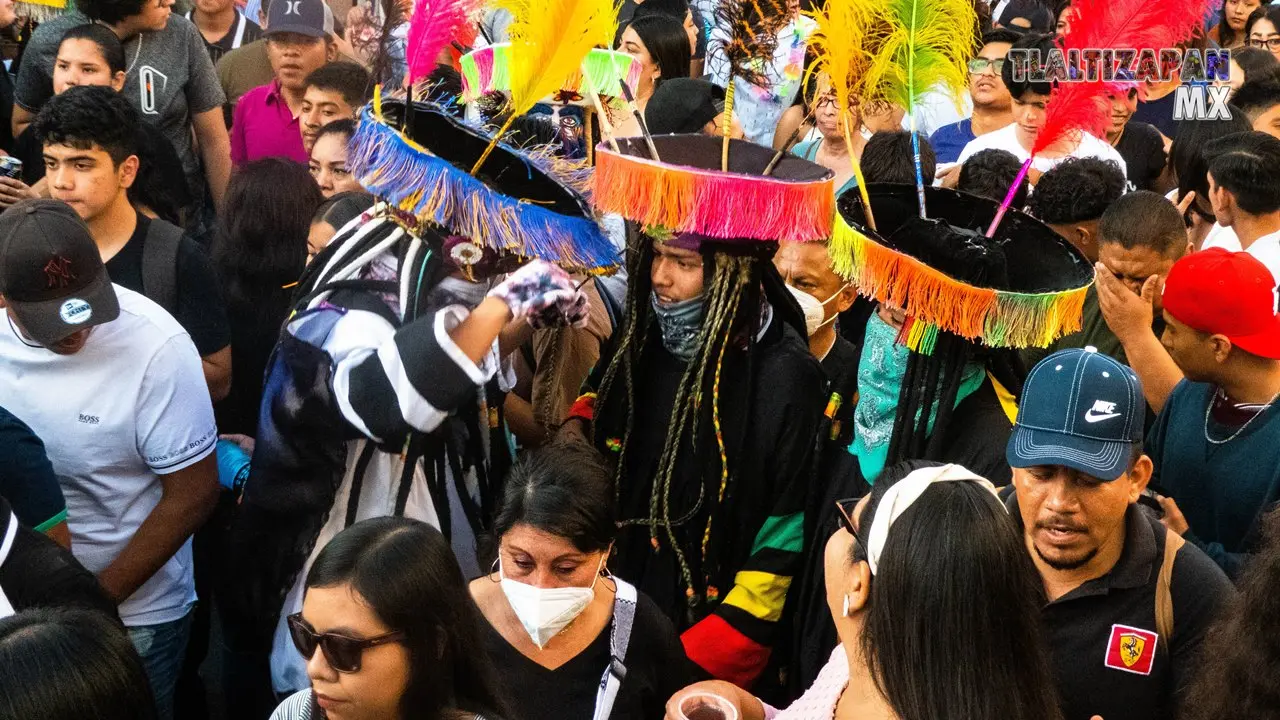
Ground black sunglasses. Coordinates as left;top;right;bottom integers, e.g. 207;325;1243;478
834;496;869;549
287;614;405;673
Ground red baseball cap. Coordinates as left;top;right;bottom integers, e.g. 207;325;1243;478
1162;248;1280;359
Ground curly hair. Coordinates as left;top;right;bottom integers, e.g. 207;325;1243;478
1026;157;1126;225
1182;510;1280;720
959;148;1028;207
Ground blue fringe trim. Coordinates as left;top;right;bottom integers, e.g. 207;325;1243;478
348;110;619;272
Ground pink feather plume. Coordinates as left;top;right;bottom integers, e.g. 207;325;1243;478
1030;0;1210;155
406;0;482;84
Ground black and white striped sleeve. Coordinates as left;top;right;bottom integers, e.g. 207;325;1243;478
324;305;497;443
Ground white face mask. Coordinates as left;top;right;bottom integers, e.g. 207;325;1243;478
787;283;848;336
499;556;604;649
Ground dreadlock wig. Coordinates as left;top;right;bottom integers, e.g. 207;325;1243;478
575;132;832;685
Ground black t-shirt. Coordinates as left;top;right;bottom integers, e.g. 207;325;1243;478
189;10;264;66
1131;92;1179;140
484;590;697;720
0;406;65;532
104;213;231;356
1010;497;1233;720
215;285;292;437
0;70;15;155
0;496;118;618
1114;121;1167;191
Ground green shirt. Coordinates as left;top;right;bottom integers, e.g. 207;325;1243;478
1021;286;1156;369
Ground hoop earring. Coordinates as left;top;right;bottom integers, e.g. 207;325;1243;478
488;557;501;583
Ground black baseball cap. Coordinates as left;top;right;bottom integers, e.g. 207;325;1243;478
645;78;725;135
0;199;118;346
1007;347;1145;481
267;0;334;39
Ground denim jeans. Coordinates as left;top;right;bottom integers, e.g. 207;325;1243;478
128;610;195;720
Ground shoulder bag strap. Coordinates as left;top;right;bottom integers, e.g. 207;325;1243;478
592;579;638;720
141;219;183;314
1155;529;1184;647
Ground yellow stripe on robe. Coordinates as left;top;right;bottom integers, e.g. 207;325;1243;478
722;571;793;623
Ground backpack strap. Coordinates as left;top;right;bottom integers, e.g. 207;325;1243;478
1155;529;1185;647
141;218;183;314
592;579;638;720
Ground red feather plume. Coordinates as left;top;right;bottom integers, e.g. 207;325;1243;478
1031;0;1210;155
1031;79;1109;156
1060;0;1210;60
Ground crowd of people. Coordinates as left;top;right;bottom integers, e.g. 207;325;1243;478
1;0;1280;719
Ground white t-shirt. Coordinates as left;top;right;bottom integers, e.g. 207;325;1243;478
955;123;1129;179
1203;225;1280;282
901;83;973;138
0;286;217;627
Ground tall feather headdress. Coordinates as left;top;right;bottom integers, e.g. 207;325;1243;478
468;0;618;173
986;0;1211;235
861;0;977;217
714;0;790;169
804;0;878;226
405;0;483;86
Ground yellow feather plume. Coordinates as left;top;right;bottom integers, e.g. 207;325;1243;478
804;0;875;127
861;0;976;117
495;0;620;120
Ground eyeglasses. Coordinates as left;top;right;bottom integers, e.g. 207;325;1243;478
967;57;1006;75
833;496;869;550
816;95;856;110
287;614;405;673
1250;37;1280;51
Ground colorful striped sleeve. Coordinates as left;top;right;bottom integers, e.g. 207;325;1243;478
681;507;807;687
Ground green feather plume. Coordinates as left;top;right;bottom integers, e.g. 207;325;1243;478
862;0;976;117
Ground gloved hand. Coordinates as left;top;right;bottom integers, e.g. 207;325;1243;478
487;260;590;329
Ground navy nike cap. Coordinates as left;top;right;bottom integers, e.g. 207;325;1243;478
1007;347;1145;481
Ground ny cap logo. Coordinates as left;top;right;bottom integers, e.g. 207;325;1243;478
43;256;75;289
285;0;301;14
1084;400;1120;424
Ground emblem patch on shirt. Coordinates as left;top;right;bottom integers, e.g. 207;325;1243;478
1104;624;1158;675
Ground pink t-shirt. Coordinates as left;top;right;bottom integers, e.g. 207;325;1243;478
230;80;308;165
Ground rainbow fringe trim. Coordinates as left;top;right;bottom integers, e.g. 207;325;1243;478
591;146;835;243
831;213;1091;349
349;107;619;273
460;45;642;103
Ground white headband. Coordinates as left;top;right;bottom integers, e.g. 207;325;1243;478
864;464;1003;575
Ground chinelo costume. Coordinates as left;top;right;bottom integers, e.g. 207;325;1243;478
789;182;1095;691
568;133;833;687
225;74;616;696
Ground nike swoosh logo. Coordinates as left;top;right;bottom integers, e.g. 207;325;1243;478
1084;410;1122;423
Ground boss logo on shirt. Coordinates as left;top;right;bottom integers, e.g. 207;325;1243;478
78;413;100;425
1104;624;1158;676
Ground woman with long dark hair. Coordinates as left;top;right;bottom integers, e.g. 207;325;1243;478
1212;0;1261;49
212;158;324;436
471;443;696;720
271;517;507;720
0;607;157;720
614;14;692;137
1183;511;1280;720
667;462;1063;720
